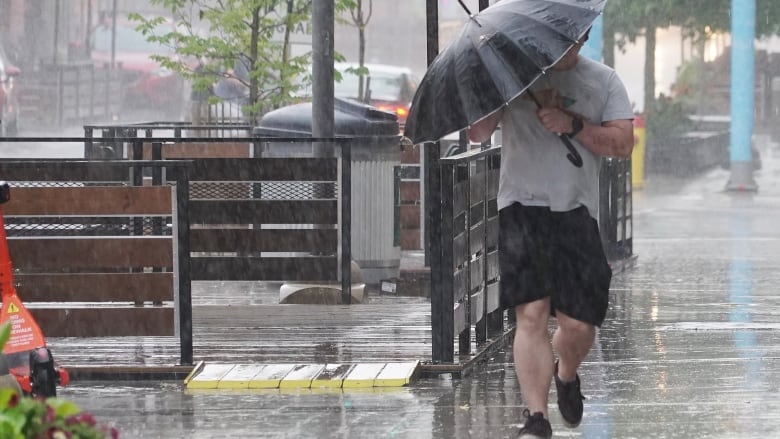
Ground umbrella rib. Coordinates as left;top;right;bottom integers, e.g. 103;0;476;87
474;26;548;104
448;21;506;128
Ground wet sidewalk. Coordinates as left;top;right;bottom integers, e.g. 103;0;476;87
54;138;780;438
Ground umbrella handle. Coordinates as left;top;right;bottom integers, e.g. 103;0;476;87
559;134;584;167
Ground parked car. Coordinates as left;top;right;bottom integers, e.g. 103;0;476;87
333;63;418;127
89;18;185;118
295;63;419;128
0;43;20;136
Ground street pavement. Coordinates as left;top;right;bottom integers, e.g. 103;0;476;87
26;137;780;437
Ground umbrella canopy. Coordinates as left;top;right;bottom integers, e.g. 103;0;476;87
404;0;606;146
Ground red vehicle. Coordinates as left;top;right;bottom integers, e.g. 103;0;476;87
0;43;20;136
89;18;185;118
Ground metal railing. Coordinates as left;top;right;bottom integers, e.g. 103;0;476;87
0;132;631;366
432;149;633;363
599;157;633;261
433;146;502;363
79;130;355;299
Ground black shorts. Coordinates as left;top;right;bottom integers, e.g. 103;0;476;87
498;203;611;326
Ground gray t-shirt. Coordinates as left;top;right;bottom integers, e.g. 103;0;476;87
497;56;633;219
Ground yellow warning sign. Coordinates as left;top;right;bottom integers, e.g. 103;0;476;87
6;302;18;313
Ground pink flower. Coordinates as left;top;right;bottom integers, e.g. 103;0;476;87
44;405;56;423
65;413;97;427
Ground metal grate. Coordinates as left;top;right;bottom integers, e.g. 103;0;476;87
190;181;337;200
4;181;171;237
190;182;253;200
7;181;86;188
5;217;173;237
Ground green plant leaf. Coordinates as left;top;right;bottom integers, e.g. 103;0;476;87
0;322;11;352
47;398;82;418
0;411;26;438
0;388;17;407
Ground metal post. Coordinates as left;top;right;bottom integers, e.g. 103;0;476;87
461;161;473;354
312;0;334;147
726;0;757;191
582;16;604;61
487;152;503;336
152;141;163;236
174;164;193;365
84;126;93;159
598;158;613;257
436;162;454;363
110;0;118;69
340;141;352;304
425;0;449;363
423;0;440;266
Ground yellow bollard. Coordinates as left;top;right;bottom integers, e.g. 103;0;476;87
631;114;646;189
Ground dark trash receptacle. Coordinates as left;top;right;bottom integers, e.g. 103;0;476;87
254;97;401;284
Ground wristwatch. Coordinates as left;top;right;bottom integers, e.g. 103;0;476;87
569;117;584;137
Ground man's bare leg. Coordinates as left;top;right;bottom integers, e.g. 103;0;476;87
513;298;554;417
551;310;595;381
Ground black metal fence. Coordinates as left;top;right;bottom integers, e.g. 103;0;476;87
0;132;631;366
432;149;633;363
434;146;502;363
600;157;633;261
78;130;355;297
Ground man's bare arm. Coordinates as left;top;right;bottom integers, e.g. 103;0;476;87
468;109;503;144
537;108;634;158
577;119;635;158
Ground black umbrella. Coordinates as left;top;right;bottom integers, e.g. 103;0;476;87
404;0;607;167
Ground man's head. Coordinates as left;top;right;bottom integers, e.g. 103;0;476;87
553;29;590;71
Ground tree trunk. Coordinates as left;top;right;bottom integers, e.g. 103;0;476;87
357;0;366;101
280;0;295;105
249;7;260;124
644;25;657;113
602;26;615;68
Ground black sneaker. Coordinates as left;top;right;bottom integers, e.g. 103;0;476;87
517;409;552;439
554;360;585;427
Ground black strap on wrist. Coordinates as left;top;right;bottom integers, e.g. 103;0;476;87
569;117;584;137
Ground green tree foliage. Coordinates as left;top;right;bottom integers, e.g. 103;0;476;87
131;0;355;123
606;0;780;52
604;0;780;138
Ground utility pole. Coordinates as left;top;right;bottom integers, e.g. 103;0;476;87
582;16;603;62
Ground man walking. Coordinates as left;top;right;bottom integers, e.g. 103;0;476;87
469;30;634;438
